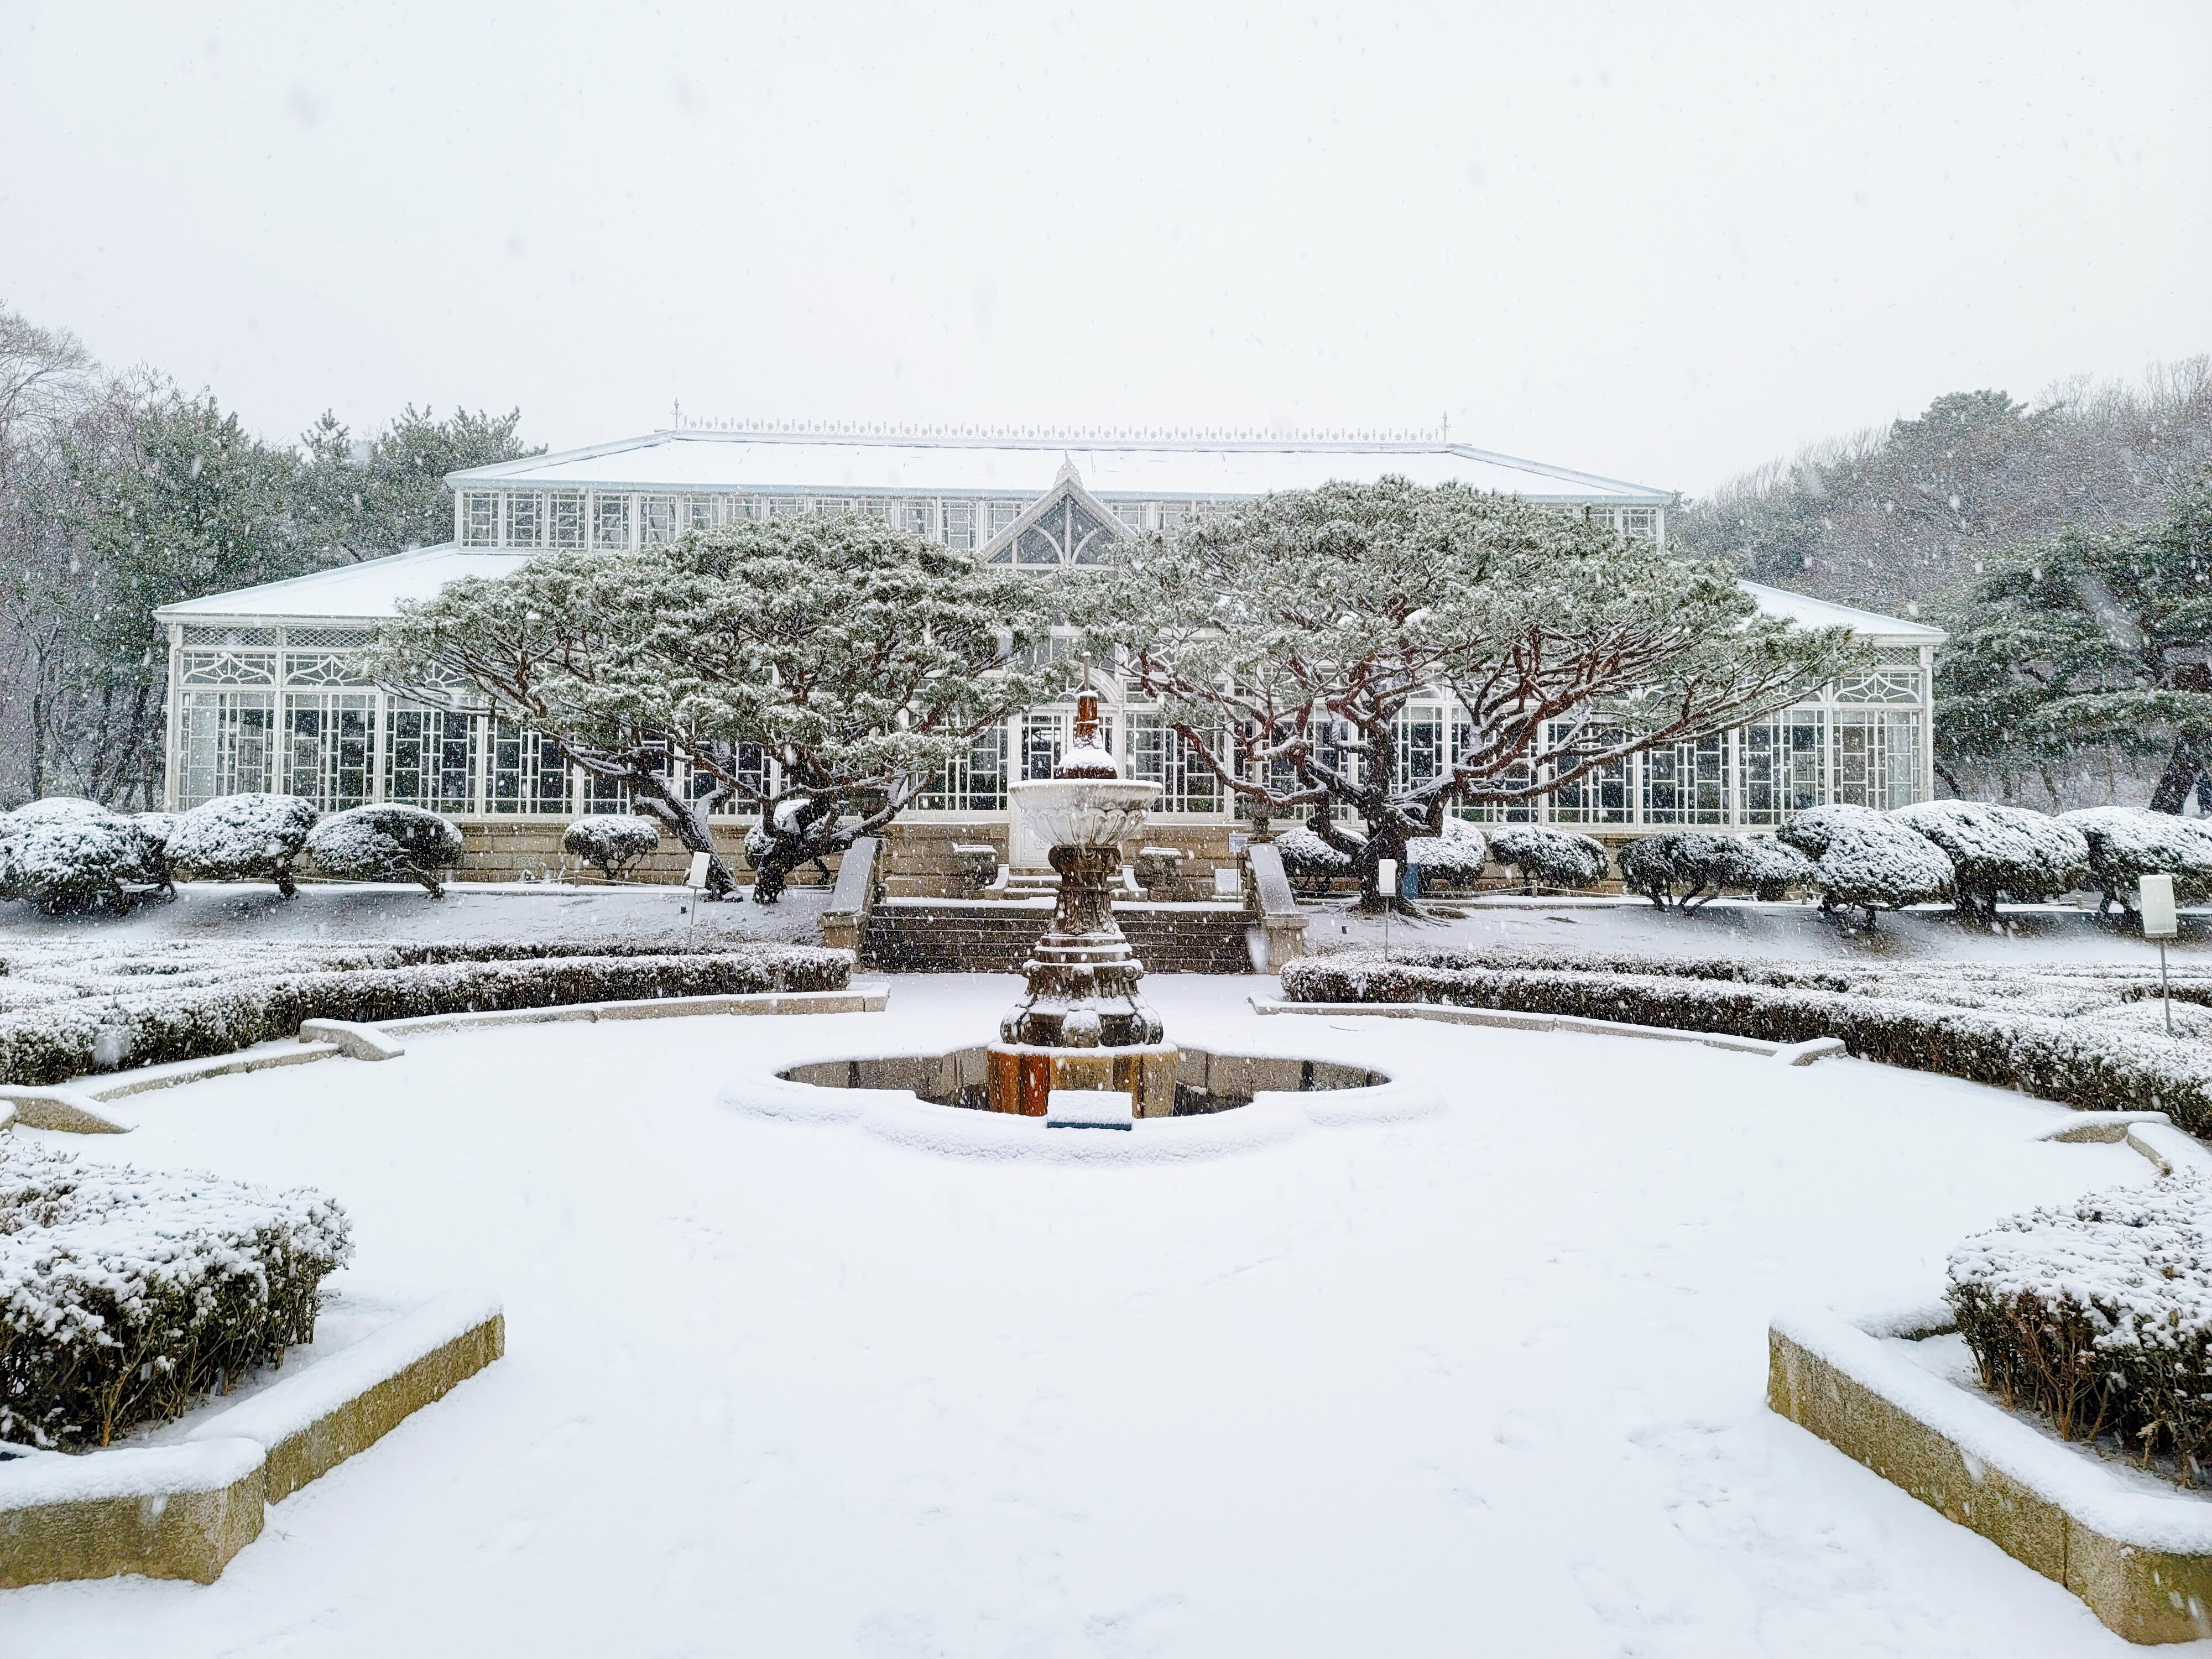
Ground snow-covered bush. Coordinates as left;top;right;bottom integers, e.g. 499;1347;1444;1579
1281;950;2212;1133
1948;1177;2212;1470
1707;834;1815;901
561;813;661;881
1891;799;2089;920
0;945;853;1086
0;1141;353;1449
1778;803;1954;924
1616;834;1734;909
164;792;321;898
131;812;177;894
1275;825;1353;896
2060;806;2212;915
1486;827;1607;895
0;798;147;915
1405;818;1486;894
308;805;465;896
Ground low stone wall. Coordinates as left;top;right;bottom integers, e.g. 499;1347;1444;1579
448;819;846;888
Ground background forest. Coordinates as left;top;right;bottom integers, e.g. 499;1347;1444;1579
6;297;2209;814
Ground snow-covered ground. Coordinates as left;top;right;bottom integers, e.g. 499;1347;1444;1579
1317;895;2211;964
0;880;829;948
0;975;2183;1656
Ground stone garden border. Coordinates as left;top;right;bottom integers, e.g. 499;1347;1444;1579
1250;996;1846;1066
0;1288;503;1588
0;983;891;1134
1769;1118;2212;1644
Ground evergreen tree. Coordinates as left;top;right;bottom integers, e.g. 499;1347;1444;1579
1934;477;2212;811
372;513;1067;901
298;404;539;560
1079;478;1863;909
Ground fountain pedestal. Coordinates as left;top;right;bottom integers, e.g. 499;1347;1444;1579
987;695;1178;1118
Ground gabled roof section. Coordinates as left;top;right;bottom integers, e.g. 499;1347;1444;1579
1738;581;1947;645
447;428;1674;505
977;461;1132;567
154;545;535;623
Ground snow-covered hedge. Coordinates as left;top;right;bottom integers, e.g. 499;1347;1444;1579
165;793;321;897
0;945;852;1087
1275;825;1353;895
562;814;661;881
1405;819;1486;893
1280;952;2212;1132
0;1141;353;1449
1778;803;1954;922
1486;827;1607;894
1891;799;2089;920
0;799;154;915
2061;806;2212;915
307;805;465;896
1709;834;1815;901
1948;1177;2212;1471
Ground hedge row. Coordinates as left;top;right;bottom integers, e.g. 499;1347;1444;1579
0;945;851;1087
1280;953;2212;1131
1;1141;353;1449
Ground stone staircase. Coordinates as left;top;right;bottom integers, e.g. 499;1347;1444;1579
864;897;1256;973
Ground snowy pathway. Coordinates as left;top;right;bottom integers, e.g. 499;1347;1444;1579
0;975;2184;1656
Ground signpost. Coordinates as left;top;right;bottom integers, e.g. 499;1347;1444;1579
682;851;712;940
2142;873;2178;1036
1377;857;1397;960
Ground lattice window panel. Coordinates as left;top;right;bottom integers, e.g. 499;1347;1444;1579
1547;721;1632;825
178;691;276;807
181;650;276;686
640;495;677;545
182;626;277;648
682;495;722;532
549;491;586;549
1642;733;1730;825
461;491;499;546
488;721;571;815
1126;713;1219;814
1833;711;1923;811
384;706;480;815
698;743;773;815
285;627;371;650
507;492;545;548
1397;706;1446;790
284;653;366;686
592;492;633;550
941;500;975;552
1741;710;1827;823
898;500;934;539
1112;502;1151;532
284;693;374;811
1836;670;1923;705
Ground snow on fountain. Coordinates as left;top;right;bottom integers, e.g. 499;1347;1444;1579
987;692;1180;1118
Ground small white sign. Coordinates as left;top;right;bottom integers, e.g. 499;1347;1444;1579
683;851;712;890
1376;857;1398;895
2142;873;2179;939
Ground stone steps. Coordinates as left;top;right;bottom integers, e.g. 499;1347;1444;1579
864;904;1255;974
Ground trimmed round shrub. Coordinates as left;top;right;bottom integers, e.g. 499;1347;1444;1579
2060;805;2212;915
0;1140;352;1449
1275;824;1353;896
308;805;465;897
1891;799;2090;920
1617;833;1734;909
1708;834;1815;901
1778;803;1953;924
562;813;661;881
165;792;321;898
1488;826;1607;894
1406;818;1486;894
0;799;145;915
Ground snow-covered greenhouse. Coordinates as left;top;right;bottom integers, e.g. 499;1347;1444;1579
154;426;1942;890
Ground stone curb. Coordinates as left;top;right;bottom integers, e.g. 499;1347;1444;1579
1250;997;1845;1064
0;1290;503;1587
1769;1306;2212;1644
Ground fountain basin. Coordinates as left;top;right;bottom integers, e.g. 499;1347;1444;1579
779;1045;1388;1118
1008;776;1159;852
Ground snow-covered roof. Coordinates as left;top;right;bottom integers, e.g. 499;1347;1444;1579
155;546;534;622
447;429;1673;505
158;545;1941;642
1738;581;1947;645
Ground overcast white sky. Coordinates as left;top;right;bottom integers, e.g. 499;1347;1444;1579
3;2;2206;495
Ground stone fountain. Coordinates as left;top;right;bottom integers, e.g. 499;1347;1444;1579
987;692;1180;1118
